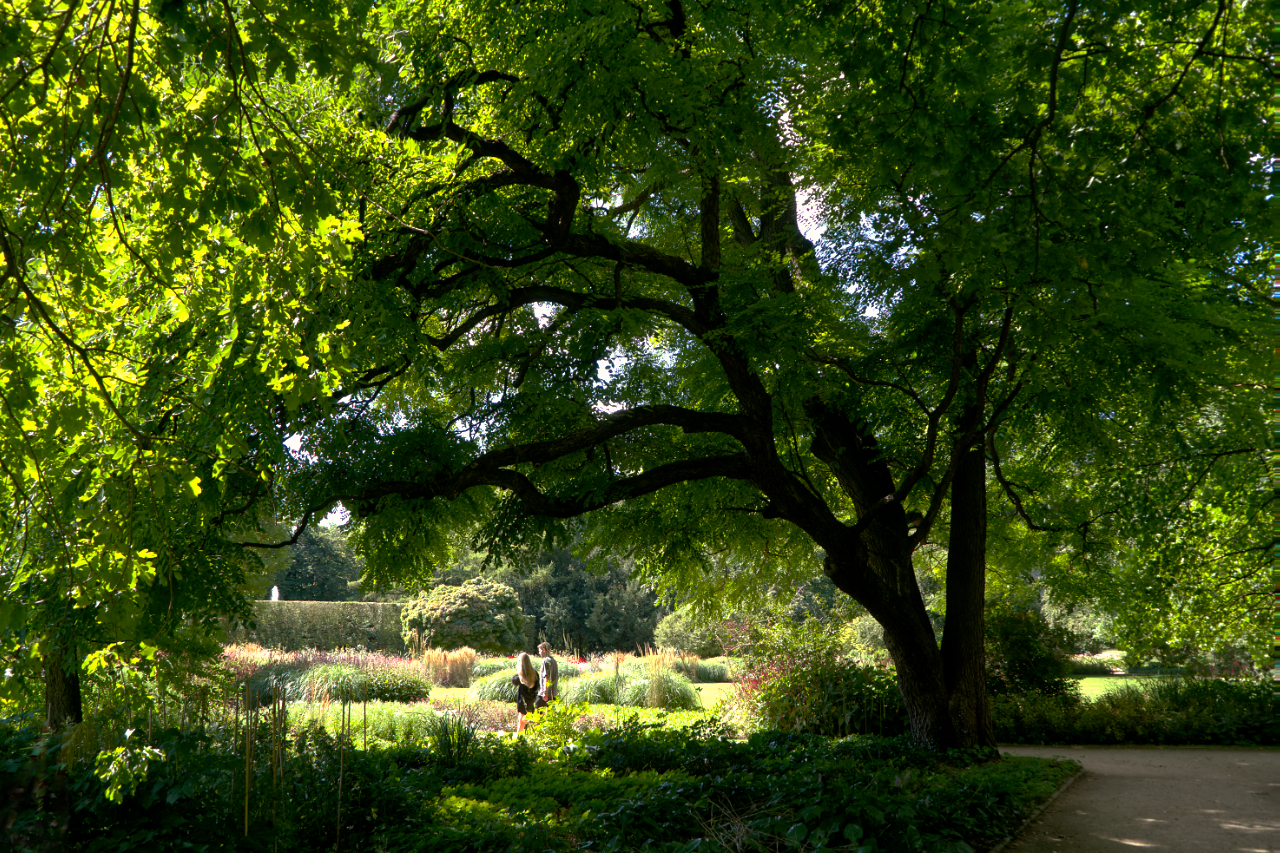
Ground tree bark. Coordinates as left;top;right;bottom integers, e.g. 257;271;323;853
809;398;995;750
44;638;83;729
940;418;996;747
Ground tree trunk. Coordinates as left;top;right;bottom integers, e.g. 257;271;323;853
819;492;994;749
807;399;995;750
44;639;83;729
826;542;975;749
939;423;996;747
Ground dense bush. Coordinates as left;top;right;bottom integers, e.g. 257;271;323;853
700;656;738;680
400;579;528;654
617;670;702;711
672;657;730;683
743;656;906;737
0;706;1080;853
985;609;1076;697
468;670;521;704
470;658;514;680
732;617;909;737
1069;655;1120;676
283;663;432;703
993;676;1278;745
653;606;725;657
560;673;624;705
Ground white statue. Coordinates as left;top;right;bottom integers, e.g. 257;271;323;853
270;585;280;601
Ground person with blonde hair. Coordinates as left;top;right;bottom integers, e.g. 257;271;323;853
510;651;539;734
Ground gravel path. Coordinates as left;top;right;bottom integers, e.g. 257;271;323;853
997;746;1279;853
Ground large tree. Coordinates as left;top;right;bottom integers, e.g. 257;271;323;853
280;0;1265;747
2;0;1266;744
0;0;366;725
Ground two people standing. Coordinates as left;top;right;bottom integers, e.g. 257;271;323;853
512;642;558;735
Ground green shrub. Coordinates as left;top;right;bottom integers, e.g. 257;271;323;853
471;658;513;680
363;668;433;702
732;616;909;737
985;609;1075;697
287;663;431;703
468;670;520;704
992;676;1279;745
744;657;907;737
654;607;725;657
674;660;728;683
700;656;738;680
1069;658;1116;676
561;673;624;705
425;712;481;767
617;671;701;711
291;663;368;702
401;579;528;654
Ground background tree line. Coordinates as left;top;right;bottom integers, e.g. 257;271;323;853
269;529;667;654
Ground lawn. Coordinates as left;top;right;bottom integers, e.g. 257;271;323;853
1075;675;1173;700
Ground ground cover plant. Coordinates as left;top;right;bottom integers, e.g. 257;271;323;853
2;699;1079;853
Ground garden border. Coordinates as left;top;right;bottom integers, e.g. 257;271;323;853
985;763;1085;853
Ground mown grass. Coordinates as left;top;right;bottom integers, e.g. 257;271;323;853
1075;675;1174;700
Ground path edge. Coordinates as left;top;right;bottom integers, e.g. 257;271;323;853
985;765;1086;853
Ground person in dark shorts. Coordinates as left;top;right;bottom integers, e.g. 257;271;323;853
511;652;539;735
535;642;558;710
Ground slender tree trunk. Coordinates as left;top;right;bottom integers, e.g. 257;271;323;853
44;638;83;729
940;423;996;747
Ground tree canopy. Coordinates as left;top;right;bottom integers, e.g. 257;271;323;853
0;0;1267;739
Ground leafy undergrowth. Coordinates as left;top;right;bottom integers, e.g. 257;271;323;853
993;676;1278;746
3;705;1078;853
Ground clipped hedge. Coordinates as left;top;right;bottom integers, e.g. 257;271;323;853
227;601;405;653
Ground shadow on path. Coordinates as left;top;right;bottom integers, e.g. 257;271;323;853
998;746;1278;853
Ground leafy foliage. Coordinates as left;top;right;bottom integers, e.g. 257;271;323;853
732;617;909;737
400;579;527;654
984;609;1076;698
993;676;1278;746
0;0;1266;753
654;606;726;658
